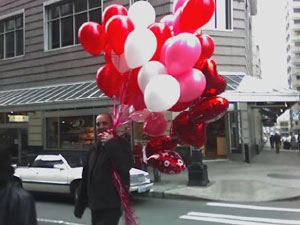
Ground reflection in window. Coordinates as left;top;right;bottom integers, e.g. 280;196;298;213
46;0;101;50
0;14;24;60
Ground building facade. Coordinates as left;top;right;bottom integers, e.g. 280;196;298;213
2;0;295;163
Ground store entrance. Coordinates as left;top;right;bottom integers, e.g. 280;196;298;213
204;116;226;158
0;128;28;162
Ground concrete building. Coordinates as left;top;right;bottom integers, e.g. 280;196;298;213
0;0;298;163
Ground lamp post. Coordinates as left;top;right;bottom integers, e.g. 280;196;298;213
187;146;209;186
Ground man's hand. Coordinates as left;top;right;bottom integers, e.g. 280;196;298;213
100;131;113;143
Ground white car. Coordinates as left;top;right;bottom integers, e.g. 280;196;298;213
13;153;153;201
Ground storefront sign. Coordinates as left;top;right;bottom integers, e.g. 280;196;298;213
8;115;29;122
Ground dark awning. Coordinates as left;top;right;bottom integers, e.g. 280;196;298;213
0;81;112;112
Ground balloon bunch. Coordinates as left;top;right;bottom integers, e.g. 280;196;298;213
78;0;229;174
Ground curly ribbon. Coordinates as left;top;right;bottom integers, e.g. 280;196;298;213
112;163;138;225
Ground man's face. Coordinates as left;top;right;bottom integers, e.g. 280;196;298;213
96;114;113;134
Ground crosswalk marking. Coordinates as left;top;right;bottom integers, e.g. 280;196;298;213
180;215;279;225
37;218;87;225
183;212;300;224
207;202;300;212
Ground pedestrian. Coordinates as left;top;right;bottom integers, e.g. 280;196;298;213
269;134;274;149
0;149;37;225
74;113;134;225
274;133;281;154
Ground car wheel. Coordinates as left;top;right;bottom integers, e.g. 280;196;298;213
71;181;81;203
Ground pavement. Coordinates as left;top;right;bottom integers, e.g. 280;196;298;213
143;144;300;202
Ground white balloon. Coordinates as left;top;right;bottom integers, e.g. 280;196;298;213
144;75;180;112
125;29;157;69
128;1;156;29
138;61;167;92
111;50;130;73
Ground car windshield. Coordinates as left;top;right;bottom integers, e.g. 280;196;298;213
63;154;86;168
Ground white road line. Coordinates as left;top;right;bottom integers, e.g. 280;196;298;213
186;212;300;224
207;202;300;212
37;218;87;225
180;215;279;225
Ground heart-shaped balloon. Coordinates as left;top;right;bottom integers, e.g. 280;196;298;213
78;22;104;56
147;150;186;174
145;135;178;157
96;64;124;97
196;33;215;61
190;96;229;124
170;111;207;147
199;59;227;97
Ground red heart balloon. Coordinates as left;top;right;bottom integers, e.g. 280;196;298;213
170;111;207;147
105;15;134;55
190;96;229;124
177;0;215;33
78;22;104;56
102;3;128;27
199;59;227;97
148;22;173;61
145;135;178;158
147;150;186;174
196;33;215;61
96;64;124;97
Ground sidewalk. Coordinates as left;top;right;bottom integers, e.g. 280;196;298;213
144;145;300;202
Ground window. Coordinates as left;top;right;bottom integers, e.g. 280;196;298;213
294;8;300;13
0;14;24;60
297;75;300;80
295;42;300;47
202;0;232;31
46;0;101;50
294;19;300;24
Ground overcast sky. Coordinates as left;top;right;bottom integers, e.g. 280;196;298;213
252;0;288;87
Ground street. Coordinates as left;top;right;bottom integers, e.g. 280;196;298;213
35;194;300;225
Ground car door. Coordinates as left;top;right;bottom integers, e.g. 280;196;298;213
24;155;70;193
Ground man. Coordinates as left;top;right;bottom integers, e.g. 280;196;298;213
0;149;37;225
274;132;281;154
74;114;134;225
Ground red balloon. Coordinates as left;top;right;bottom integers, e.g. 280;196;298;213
178;0;215;33
149;22;172;61
147;150;186;174
102;3;128;27
78;22;104;56
190;96;229;124
104;44;112;64
199;59;227;97
131;88;147;111
170;111;207;147
96;64;124;98
143;113;168;137
145;135;178;157
168;100;192;112
118;68;141;105
196;33;215;61
105;15;134;55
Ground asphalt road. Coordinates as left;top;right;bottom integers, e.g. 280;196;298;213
35;194;300;225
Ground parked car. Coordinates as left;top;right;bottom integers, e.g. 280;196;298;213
13;152;153;201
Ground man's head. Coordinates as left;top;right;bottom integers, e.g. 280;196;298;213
0;149;14;186
96;114;113;134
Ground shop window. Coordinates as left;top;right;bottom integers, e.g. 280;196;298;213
0;13;24;60
45;0;101;50
46;115;94;149
202;0;232;31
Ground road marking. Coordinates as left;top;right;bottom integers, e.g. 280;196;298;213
184;212;300;224
207;202;300;212
180;215;278;225
37;218;87;225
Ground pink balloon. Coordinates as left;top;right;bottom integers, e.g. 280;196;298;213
172;0;188;14
174;68;206;102
143;112;168;137
160;14;174;28
129;109;151;122
164;33;201;76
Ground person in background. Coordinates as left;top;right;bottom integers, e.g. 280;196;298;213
74;113;134;225
269;134;274;149
0;149;37;225
274;132;281;154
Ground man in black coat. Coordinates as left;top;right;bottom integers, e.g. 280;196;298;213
0;149;37;225
74;113;134;225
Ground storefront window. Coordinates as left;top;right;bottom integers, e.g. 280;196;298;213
46;115;94;149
